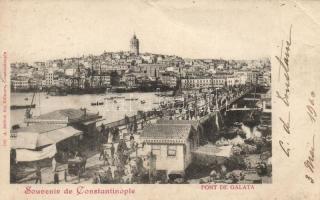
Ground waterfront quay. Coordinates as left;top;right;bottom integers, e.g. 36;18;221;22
10;84;271;184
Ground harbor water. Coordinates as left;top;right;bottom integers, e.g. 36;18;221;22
10;92;168;127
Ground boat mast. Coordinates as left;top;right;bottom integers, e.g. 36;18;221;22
91;57;94;88
99;59;102;87
38;92;41;115
25;90;37;121
77;58;80;89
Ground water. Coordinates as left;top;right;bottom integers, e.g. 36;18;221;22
10;92;166;127
241;124;262;139
225;110;263;139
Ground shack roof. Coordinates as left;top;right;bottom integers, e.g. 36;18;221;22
11;125;82;149
140;123;192;144
11;124;66;134
25;108;101;124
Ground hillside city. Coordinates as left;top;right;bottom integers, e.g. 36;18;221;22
11;34;271;93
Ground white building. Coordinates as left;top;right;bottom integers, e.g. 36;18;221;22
11;79;29;90
64;68;77;76
181;77;213;89
247;70;259;84
100;64;128;72
234;71;248;85
226;75;240;86
140;122;199;179
141;55;154;63
211;76;226;88
45;70;54;86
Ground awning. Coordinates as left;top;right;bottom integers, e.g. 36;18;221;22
11;132;42;149
16;144;57;162
11;126;82;149
43;126;82;143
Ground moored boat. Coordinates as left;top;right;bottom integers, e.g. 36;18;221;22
91;102;104;106
11;104;36;110
125;98;138;101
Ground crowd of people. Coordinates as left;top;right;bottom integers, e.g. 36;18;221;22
93;137;149;184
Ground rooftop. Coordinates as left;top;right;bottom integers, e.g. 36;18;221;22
26;108;101;124
141;123;192;141
11;124;66;134
11;125;82;149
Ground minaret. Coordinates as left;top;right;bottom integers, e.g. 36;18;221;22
130;34;140;55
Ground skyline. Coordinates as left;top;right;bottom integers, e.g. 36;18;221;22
1;0;278;62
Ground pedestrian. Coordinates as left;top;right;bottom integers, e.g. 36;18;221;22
54;171;59;184
92;172;101;184
130;134;135;141
209;170;217;182
64;169;68;182
220;165;227;178
103;149;109;166
130;140;135;151
125;115;130;130
52;156;57;172
78;167;81;183
74;151;79;158
111;143;115;159
99;144;105;160
106;167;113;183
101;124;105;135
119;130;123;140
143;113;147;122
113;167;121;183
81;154;87;172
35;166;42;184
105;126;110;143
115;127;120;142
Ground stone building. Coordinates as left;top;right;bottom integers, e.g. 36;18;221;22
130;34;139;55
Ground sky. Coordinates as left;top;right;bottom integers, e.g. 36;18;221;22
1;0;279;62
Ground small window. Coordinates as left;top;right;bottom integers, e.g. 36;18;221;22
167;145;177;157
152;145;161;155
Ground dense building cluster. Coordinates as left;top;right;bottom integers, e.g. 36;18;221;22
10;34;271;92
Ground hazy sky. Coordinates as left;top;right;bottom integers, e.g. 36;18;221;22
1;0;279;62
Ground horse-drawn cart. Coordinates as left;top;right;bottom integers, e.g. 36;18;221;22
67;157;87;176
